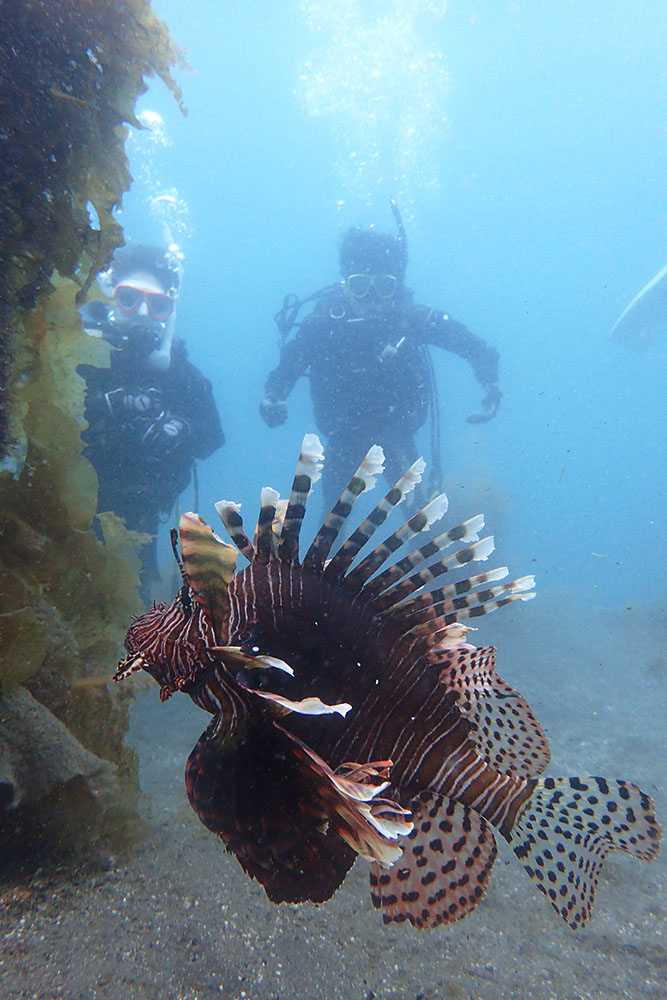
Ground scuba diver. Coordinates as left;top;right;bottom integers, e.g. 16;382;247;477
78;243;224;601
260;203;501;511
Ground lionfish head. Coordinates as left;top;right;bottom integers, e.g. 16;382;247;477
115;580;216;699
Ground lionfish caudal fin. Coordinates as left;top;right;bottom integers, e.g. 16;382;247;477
505;775;661;928
365;634;660;929
369;777;661;930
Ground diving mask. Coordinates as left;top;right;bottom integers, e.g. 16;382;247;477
113;284;175;321
346;273;398;300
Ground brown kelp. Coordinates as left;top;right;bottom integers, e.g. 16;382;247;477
0;0;183;860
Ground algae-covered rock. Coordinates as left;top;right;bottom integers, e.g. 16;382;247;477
0;686;116;812
0;0;185;861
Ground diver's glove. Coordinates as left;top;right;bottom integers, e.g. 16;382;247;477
104;387;163;420
466;383;502;424
260;397;288;428
141;413;191;455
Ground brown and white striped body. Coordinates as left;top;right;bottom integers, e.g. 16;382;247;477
116;434;660;928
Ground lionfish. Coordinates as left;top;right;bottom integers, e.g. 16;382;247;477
115;435;660;928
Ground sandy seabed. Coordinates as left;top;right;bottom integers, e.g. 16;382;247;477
1;600;665;1000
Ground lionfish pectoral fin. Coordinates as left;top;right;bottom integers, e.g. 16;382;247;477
280;728;413;867
178;512;238;641
505;776;662;928
185;713;356;904
369;791;498;928
209;645;296;677
252;690;351;717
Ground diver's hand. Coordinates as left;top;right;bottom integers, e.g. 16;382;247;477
141;413;191;454
466;383;502;424
260;397;288;428
104;387;163;419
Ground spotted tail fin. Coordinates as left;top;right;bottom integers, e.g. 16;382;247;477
505;776;661;927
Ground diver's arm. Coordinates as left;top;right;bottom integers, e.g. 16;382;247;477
420;307;501;421
169;363;224;459
260;322;316;426
263;325;313;403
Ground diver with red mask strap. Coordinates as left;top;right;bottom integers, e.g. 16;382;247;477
78;243;224;602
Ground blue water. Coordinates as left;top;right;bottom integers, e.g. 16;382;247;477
119;1;667;604
5;7;664;996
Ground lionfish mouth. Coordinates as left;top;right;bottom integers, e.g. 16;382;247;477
116;434;661;927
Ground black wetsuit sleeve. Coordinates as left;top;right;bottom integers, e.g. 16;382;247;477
176;362;224;459
418;307;500;387
263;319;318;402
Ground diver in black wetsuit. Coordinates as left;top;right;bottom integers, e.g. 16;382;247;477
260;215;501;512
78;244;224;600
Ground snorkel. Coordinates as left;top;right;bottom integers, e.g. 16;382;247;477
390;197;408;280
146;242;182;371
146;312;175;370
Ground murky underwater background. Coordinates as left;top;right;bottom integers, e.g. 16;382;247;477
2;1;666;997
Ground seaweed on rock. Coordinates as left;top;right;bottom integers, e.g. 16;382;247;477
0;0;185;311
0;0;185;866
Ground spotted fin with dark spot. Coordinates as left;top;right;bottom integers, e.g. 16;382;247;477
431;643;551;778
506;776;661;927
370;791;497;927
